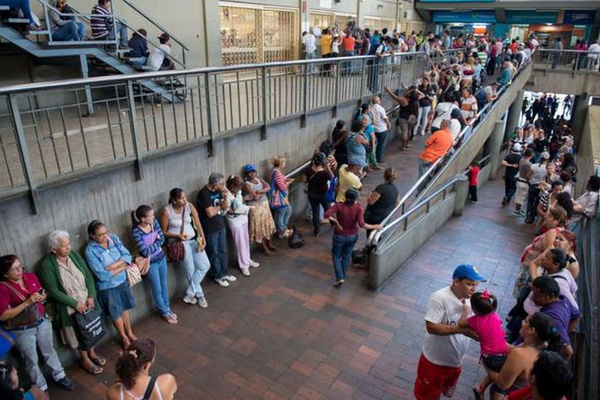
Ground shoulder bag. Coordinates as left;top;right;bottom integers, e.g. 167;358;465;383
0;282;42;329
73;308;105;350
165;204;188;261
268;171;289;209
0;328;15;358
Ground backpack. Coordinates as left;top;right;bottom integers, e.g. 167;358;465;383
475;89;488;109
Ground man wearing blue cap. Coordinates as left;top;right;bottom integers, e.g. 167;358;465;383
414;264;486;400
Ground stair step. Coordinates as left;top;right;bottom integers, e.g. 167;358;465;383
0;5;10;11
3;18;29;24
27;30;50;36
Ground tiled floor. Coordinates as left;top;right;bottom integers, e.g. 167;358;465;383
47;137;536;400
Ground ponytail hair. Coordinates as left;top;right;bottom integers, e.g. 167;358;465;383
132;205;153;226
529;312;562;353
168;188;184;205
115;338;156;390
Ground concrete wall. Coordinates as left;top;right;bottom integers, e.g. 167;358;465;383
528;68;600;96
576;105;600;198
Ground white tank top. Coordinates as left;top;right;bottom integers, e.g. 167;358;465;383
165;203;196;239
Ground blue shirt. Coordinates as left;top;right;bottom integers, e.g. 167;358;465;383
497;68;512;86
85;234;132;290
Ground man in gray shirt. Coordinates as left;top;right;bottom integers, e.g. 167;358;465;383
513;148;533;216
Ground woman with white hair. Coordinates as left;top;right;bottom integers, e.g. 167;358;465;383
39;230;105;375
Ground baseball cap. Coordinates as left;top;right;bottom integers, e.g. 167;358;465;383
512;143;522;153
452;264;486;282
243;164;257;173
450;108;462;119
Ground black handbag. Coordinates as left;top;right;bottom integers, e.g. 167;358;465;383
73;308;105;350
288;225;305;249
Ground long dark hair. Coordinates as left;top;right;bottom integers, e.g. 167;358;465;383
87;220;105;240
168;188;184;205
529;312;562;352
0;362;23;400
115;338;157;390
0;255;18;282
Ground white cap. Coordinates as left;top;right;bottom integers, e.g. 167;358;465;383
512;143;523;153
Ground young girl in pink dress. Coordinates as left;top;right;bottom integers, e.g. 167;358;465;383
459;290;510;400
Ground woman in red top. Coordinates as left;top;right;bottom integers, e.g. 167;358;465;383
269;156;295;239
324;189;381;286
507;351;572;400
0;255;74;392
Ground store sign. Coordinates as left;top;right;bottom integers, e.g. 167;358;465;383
563;10;596;24
432;11;496;24
529;24;573;33
505;11;558;24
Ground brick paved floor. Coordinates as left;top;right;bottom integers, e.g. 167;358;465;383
47;141;536;400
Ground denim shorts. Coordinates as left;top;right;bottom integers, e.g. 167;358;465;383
98;282;136;321
482;354;507;372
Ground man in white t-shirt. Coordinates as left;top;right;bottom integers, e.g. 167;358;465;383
370;96;390;164
302;30;317;73
146;32;174;71
414;264;485;400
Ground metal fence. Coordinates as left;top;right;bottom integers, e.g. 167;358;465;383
0;49;459;211
533;49;600;75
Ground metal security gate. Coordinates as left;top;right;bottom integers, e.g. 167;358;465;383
220;3;298;66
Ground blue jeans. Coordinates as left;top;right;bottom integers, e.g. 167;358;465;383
176;240;210;298
103;22;128;47
2;0;34;24
52;21;85;41
272;205;292;235
375;130;388;163
305;51;316;73
332;234;358;281
418;159;432;177
205;228;229;279
146;257;171;316
344;51;356;73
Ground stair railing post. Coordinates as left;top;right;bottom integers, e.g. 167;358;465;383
79;54;94;116
261;66;269;141
125;80;144;180
8;94;41;214
204;73;215;157
43;2;52;44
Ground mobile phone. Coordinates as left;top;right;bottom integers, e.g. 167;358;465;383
38;288;45;295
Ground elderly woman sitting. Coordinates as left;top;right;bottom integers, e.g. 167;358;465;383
85;220;137;349
40;230;106;375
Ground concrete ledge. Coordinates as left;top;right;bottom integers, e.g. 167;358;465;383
368;192;456;290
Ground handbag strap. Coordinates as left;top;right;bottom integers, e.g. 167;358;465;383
0;281;28;302
0;329;15;345
142;375;158;400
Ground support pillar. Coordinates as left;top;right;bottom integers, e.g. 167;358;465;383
504;89;524;142
489;115;507;180
571;93;589;151
453;174;469;217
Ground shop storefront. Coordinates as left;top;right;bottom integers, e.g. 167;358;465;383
219;2;299;66
503;10;596;47
432;10;496;38
309;11;357;32
364;16;395;33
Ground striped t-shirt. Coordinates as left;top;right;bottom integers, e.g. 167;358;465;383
90;5;113;40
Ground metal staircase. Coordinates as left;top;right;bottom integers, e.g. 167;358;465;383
0;1;189;114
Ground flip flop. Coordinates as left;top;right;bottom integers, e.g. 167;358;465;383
82;363;103;375
90;355;107;366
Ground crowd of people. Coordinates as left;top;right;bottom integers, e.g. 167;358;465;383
414;92;598;400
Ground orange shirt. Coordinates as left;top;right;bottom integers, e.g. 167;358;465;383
420;128;454;163
343;36;356;52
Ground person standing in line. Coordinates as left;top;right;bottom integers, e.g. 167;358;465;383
324;189;381;287
160;188;210;308
502;143;523;206
370;96;391;164
414;264;486;400
551;37;562;69
506;351;573;400
513;149;534;217
225;175;260;276
268;156;295;238
131;205;177;324
197;173;236;288
302;30;317;73
320;28;333;75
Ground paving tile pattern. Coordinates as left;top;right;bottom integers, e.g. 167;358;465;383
46;137;536;400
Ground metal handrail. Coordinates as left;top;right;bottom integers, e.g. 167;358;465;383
284;102;407;180
373;175;461;242
367;58;531;246
0;48;460;95
121;0;189;51
33;0;186;68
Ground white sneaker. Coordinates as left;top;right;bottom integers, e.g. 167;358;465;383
223;275;237;282
215;278;230;287
183;294;197;304
249;260;260;268
241;269;250;276
197;296;208;308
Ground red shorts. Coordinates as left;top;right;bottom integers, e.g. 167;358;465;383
414;353;462;400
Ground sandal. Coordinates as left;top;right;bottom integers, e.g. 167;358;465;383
82;363;103;375
90;355;107;366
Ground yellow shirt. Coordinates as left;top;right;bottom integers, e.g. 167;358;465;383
336;165;362;202
321;34;333;55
